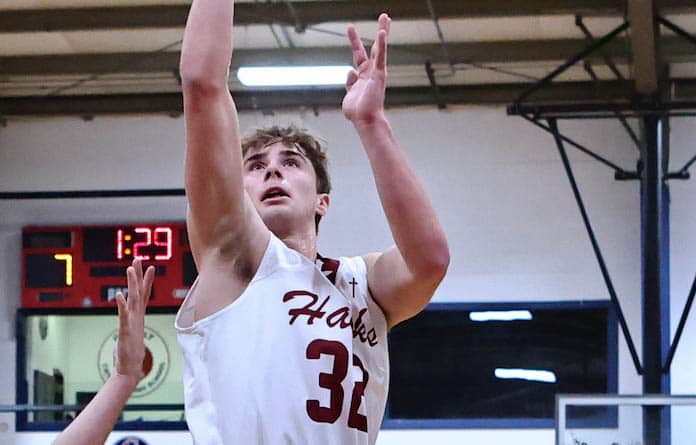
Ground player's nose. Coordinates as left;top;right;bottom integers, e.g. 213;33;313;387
264;165;283;181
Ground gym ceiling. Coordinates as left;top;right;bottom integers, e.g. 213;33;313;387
3;0;696;116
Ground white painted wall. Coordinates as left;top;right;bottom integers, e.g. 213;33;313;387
1;106;695;444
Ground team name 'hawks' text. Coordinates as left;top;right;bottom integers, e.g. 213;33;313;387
283;290;379;347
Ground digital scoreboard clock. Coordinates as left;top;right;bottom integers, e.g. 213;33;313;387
22;223;196;308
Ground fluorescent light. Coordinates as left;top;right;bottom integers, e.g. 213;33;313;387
469;310;533;322
237;66;353;87
494;368;557;384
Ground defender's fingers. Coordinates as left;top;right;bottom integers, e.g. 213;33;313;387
142;265;155;307
375;29;388;71
347;25;368;67
116;292;128;331
133;258;143;286
126;266;138;310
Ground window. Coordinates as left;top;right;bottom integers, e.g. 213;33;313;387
383;301;617;428
16;309;184;431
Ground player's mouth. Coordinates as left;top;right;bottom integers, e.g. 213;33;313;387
261;187;290;202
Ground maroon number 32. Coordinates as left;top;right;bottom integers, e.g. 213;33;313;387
306;339;369;432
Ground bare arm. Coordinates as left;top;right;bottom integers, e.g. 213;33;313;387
180;0;267;265
343;15;449;328
53;259;154;445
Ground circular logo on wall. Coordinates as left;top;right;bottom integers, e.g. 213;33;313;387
97;327;170;398
114;437;149;445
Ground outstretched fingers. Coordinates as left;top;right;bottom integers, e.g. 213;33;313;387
116;291;129;333
141;265;155;308
134;257;144;286
375;13;390;72
126;258;154;312
126;258;155;310
126;264;137;312
374;30;388;72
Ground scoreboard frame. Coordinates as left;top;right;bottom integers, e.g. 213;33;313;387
22;223;195;308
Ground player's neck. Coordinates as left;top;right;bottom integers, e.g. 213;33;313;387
264;215;319;260
278;230;318;261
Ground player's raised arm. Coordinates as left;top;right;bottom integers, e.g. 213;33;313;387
180;0;266;264
54;259;154;445
343;14;450;328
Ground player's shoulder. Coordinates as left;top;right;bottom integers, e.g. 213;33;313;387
339;253;369;273
334;253;373;291
360;252;380;271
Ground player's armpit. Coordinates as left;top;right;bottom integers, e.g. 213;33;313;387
364;246;448;328
186;192;269;271
182;87;269;268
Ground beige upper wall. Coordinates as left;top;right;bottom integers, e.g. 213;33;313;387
1;105;696;403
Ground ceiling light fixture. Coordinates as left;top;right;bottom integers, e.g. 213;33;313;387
237;66;353;87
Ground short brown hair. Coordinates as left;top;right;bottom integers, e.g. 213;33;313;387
242;125;331;230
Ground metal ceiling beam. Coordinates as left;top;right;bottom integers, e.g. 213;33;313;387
0;40;597;76
0;81;634;116
7;36;696;77
0;0;656;33
628;0;660;95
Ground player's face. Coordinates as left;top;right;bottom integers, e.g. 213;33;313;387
243;142;329;234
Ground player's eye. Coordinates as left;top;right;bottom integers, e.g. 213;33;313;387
249;162;264;171
284;159;299;167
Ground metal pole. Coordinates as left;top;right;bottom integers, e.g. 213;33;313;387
547;118;643;375
676;153;696;175
521;115;630;174
640;115;670;445
663;273;696;372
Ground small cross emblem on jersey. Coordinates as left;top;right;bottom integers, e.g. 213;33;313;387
349;278;358;298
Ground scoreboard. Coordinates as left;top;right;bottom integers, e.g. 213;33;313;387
22;223;196;308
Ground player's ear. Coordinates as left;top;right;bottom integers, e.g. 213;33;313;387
315;193;330;217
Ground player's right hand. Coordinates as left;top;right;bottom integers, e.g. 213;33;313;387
114;258;155;383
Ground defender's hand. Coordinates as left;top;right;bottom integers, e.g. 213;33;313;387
114;258;155;383
342;13;391;125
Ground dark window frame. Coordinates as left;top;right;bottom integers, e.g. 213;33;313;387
381;300;618;430
15;308;185;432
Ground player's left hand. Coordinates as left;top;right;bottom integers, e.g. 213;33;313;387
342;13;391;125
114;258;155;383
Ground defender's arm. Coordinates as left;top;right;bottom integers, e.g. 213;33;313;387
54;260;154;445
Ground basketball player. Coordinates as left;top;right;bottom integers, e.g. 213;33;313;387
175;1;449;444
54;259;154;445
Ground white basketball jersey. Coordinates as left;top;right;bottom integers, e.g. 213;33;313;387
175;234;390;445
